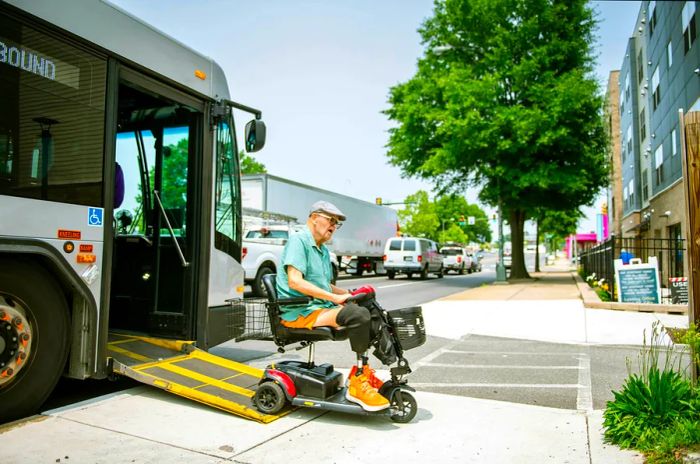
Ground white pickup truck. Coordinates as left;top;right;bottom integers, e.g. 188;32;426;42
440;245;472;275
242;225;339;296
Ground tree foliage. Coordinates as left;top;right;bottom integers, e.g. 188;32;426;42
240;150;267;175
398;190;489;244
385;0;608;278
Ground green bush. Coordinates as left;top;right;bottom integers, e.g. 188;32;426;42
603;369;694;449
604;322;700;461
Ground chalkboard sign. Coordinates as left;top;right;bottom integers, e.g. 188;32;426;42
614;258;661;304
669;277;689;305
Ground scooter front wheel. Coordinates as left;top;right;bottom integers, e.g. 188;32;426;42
389;390;417;423
254;381;287;414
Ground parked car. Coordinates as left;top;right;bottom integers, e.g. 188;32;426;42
468;252;482;272
383;237;443;279
502;253;512;270
440;246;471;274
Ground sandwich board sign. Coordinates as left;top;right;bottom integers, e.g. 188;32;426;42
614;257;661;304
669;277;689;305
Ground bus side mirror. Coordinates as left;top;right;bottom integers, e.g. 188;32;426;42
244;119;266;152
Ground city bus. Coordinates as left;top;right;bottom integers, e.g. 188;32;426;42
0;0;267;422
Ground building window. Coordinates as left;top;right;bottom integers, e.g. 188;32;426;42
667;40;673;68
619;88;624;115
649;1;657;36
655;144;664;185
627;126;633;155
683;1;697;54
642;168;649;202
637;50;644;83
651;66;660;110
623;186;629;208
672;129;677;156
625;73;630;101
628;179;634;208
639;108;646;142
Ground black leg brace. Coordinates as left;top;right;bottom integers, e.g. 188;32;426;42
336;303;372;354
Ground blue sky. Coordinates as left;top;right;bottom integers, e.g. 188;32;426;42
110;0;640;236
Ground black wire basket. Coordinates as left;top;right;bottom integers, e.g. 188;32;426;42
229;297;273;341
387;306;426;351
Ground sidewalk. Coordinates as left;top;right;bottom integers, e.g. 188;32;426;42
2;263;688;463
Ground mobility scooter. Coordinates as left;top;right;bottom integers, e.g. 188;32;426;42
250;274;425;423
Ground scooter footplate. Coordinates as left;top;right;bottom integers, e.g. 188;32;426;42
291;389;388;416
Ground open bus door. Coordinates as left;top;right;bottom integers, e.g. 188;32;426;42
109;77;201;340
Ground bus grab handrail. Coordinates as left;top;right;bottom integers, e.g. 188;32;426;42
153;190;189;268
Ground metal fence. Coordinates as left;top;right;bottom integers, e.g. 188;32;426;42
579;236;686;304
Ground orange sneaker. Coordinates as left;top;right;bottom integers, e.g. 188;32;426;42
346;372;390;411
347;365;384;389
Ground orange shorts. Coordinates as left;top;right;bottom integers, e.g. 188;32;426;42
281;308;332;330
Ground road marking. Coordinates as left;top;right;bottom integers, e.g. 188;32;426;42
443;350;587;356
576;355;593;412
375;282;417;289
422;362;581;370
411;383;582;388
414;338;466;369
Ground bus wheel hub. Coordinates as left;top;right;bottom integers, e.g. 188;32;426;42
0;295;32;386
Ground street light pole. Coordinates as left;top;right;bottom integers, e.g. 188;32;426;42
496;199;507;282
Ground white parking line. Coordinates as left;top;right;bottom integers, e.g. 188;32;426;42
422;363;580;370
576;355;593;412
411;383;582;388
443;350;587;356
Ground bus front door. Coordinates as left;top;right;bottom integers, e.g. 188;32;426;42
109;81;199;339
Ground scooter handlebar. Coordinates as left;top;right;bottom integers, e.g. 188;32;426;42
345;291;374;304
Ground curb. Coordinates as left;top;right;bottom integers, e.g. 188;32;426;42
572;272;687;315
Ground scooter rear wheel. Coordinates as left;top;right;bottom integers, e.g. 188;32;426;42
389;391;417;423
254;381;286;414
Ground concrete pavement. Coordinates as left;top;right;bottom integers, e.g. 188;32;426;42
3;261;688;463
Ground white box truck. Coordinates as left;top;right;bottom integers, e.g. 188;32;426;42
242;174;398;276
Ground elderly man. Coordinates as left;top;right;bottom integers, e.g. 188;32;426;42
275;201;389;411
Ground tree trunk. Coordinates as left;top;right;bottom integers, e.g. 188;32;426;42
535;217;541;273
509;209;531;280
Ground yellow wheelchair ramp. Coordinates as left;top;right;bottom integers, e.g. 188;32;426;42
107;333;286;423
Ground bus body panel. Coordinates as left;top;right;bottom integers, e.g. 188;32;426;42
4;0;231;101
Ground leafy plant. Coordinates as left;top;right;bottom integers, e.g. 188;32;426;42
604;322;700;460
603;370;693;448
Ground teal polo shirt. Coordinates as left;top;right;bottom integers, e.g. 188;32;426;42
276;226;335;321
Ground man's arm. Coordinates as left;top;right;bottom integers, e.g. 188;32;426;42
330;283;348;295
287;266;349;305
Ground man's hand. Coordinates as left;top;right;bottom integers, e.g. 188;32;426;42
330;293;351;305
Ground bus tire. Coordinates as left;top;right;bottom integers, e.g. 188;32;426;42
253;264;275;297
0;258;70;423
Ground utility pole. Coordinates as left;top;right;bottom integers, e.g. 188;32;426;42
496;200;507;282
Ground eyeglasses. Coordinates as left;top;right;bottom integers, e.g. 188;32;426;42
315;212;343;229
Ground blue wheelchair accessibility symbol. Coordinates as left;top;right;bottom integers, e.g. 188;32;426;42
88;207;103;227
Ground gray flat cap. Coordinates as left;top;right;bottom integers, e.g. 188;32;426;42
310;200;346;221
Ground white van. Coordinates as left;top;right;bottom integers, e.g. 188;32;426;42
383;237;444;279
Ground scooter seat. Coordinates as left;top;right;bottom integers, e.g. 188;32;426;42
262;273;349;346
281;325;349;343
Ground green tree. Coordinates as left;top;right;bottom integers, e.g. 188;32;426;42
385;0;608;279
434;194;491;243
162;138;188;210
240;150;267;174
439;223;468;244
540;207;581;256
398;190;440;240
399;190;490;244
